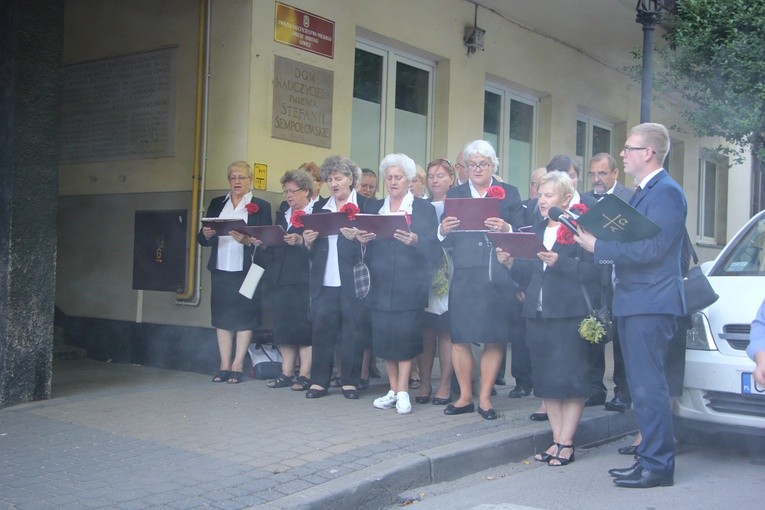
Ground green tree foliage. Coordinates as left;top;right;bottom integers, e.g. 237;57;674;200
656;0;765;165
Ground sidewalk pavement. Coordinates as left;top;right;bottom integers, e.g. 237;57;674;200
0;356;636;510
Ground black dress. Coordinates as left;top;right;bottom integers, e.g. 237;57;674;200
197;194;272;331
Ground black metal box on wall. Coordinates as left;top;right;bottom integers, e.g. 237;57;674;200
133;210;187;292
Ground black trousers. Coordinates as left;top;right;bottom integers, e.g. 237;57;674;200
310;286;364;388
510;320;533;388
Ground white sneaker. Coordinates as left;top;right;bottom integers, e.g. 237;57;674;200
373;390;397;409
396;391;412;414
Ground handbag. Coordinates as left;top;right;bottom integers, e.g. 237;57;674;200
581;284;614;344
239;251;265;299
682;229;719;314
353;245;370;299
248;342;282;380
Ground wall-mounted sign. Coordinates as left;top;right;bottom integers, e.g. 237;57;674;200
274;2;335;59
272;56;333;148
253;163;267;190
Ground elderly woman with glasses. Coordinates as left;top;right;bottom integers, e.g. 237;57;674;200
263;168;316;391
197;160;272;384
302;155;372;399
352;153;440;414
438;140;525;419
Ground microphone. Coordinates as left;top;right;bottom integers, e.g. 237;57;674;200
549;207;578;234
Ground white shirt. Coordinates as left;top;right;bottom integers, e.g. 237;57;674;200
321;190;360;287
637;168;664;190
216;192;253;272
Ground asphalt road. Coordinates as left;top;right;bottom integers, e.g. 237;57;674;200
390;434;765;510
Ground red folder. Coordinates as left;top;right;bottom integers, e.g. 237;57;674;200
353;214;410;239
201;218;248;236
487;232;548;259
444;198;500;231
300;212;352;237
239;225;289;247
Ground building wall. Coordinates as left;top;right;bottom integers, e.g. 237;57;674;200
56;0;751;344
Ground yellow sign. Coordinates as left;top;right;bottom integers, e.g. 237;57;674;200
253;163;267;190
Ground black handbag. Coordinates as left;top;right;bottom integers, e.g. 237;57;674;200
682;230;719;314
581;284;614;344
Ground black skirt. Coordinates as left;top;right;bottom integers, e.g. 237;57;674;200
448;267;512;344
372;309;423;360
210;270;261;331
526;316;589;399
271;282;312;346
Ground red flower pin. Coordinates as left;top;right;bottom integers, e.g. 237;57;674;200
404;211;411;226
245;202;260;215
340;203;359;220
554;204;588;245
291;209;306;228
486;186;505;200
570;203;589;215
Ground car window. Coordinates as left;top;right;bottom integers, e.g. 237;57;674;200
710;215;765;276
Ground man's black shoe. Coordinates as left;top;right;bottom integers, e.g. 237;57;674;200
613;466;673;488
605;395;632;413
507;386;532;398
584;393;606;407
609;462;641;478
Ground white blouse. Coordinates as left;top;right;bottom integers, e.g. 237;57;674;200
215;192;253;272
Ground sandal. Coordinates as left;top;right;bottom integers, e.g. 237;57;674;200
227;371;244;384
548;443;575;466
267;373;294;388
329;376;342;388
408;378;421;390
212;370;230;383
534;443;556;462
291;376;311;391
356;378;369;391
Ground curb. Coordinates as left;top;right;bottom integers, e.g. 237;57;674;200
256;409;637;510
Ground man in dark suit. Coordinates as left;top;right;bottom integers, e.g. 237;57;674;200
582;153;635;411
577;123;687;488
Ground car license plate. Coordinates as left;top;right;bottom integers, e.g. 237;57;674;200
741;373;765;397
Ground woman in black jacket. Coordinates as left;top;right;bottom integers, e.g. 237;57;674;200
197;161;271;384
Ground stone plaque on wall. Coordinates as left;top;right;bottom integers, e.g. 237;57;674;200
272;56;333;148
59;48;178;164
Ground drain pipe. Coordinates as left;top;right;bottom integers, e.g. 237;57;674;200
176;0;211;306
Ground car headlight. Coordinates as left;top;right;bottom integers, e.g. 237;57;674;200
685;312;717;351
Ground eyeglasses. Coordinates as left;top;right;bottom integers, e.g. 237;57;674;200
228;175;250;182
282;188;304;196
622;146;648;153
466;161;492;171
587;171;612;179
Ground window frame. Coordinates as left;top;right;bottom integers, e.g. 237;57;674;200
576;114;614;191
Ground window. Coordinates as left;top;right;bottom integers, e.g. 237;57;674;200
351;42;433;174
576;116;613;191
483;85;537;191
698;151;719;242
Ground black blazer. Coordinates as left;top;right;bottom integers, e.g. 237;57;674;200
265;205;310;286
509;219;600;319
197;194;272;271
442;179;525;270
362;197;441;311
306;195;372;299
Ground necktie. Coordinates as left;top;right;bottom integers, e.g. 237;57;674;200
629;186;643;206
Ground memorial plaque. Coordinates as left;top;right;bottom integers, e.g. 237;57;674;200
274;2;335;58
60;48;178;164
272;56;333;148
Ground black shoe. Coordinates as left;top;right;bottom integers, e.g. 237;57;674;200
477;406;497;420
356;379;369;391
431;397;451;406
305;387;328;399
605;395;632;413
342;387;359;399
618;445;638;455
584;393;606;407
443;402;475;415
529;412;549;421
495;377;507;386
609;462;641;478
507;386;532;398
491;387;497;396
613;466;673;488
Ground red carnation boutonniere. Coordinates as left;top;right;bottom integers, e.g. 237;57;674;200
291;209;306;228
245;202;260;215
555;203;588;245
486;186;506;200
404;211;412;226
339;203;359;220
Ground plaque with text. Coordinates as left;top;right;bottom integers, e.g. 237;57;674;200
274;3;335;58
272;56;333;148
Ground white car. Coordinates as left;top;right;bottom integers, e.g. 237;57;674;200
674;209;765;441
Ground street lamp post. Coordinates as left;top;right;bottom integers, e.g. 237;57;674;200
635;0;664;123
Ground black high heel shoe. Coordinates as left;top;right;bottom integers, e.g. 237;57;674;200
415;386;432;404
548;443;575;466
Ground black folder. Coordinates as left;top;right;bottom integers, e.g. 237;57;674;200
575;194;661;242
